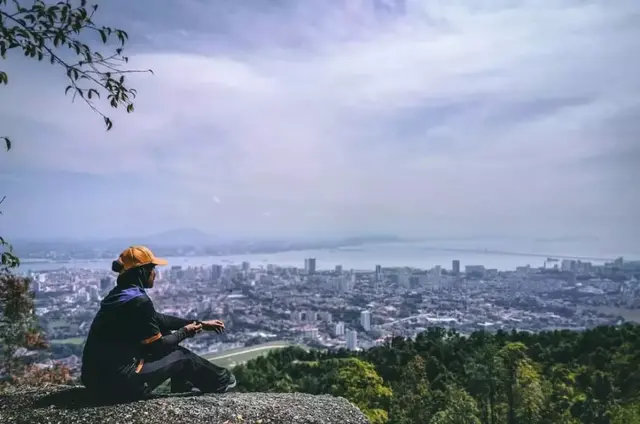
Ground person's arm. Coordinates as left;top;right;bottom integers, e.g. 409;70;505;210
134;299;198;359
155;312;196;332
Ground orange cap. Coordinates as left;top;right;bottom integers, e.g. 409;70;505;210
115;246;168;274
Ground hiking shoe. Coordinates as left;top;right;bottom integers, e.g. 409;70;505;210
171;380;196;394
223;373;237;393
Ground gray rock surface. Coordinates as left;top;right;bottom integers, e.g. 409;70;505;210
0;385;370;424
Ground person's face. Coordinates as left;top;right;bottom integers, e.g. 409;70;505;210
145;266;157;288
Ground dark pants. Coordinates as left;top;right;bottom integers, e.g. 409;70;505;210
136;346;234;395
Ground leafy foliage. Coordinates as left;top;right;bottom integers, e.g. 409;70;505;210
0;0;146;389
234;325;640;424
0;0;150;270
0;273;71;388
610;401;640;424
431;385;482;424
233;350;392;424
0;197;19;272
0;0;151;130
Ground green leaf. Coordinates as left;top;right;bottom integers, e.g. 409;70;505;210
0;6;152;152
1;251;20;269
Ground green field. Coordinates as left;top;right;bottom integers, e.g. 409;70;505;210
48;319;67;328
47;338;302;368
50;337;85;345
205;341;300;369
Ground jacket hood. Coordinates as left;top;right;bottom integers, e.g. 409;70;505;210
100;285;146;307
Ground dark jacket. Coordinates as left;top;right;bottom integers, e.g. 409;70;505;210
81;283;193;391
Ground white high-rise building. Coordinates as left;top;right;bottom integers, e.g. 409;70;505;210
465;265;486;276
306;311;317;324
360;310;371;332
561;260;577;272
339;277;351;292
211;264;223;280
303;327;319;340
452;260;461;275
397;270;410;288
330;276;354;293
334;322;345;337
304;258;317;274
428;266;442;286
433;265;441;278
89;286;100;301
346;330;358;351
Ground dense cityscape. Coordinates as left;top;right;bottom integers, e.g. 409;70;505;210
21;249;640;378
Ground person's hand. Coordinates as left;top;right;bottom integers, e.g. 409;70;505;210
184;322;203;338
201;319;225;334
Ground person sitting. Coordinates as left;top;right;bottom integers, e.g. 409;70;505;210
81;245;236;399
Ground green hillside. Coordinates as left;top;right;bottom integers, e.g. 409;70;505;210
232;324;640;424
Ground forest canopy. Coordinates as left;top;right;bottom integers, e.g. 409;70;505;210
232;324;640;424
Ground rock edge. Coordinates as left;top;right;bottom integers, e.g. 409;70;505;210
0;385;370;424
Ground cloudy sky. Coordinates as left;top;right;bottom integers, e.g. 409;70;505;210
0;0;638;251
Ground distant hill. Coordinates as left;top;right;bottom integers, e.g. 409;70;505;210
134;228;216;247
13;230;406;252
13;228;216;249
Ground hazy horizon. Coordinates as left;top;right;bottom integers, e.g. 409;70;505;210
9;227;610;244
1;0;638;250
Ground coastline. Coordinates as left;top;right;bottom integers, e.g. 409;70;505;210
16;241;636;273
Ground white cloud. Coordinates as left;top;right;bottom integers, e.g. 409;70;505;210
0;0;638;246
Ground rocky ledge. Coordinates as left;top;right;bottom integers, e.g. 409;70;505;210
0;385;370;424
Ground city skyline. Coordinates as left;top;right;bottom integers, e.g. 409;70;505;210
0;0;638;247
25;251;640;370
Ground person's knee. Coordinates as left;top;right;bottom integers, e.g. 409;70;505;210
179;353;205;374
176;346;195;355
177;347;208;365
